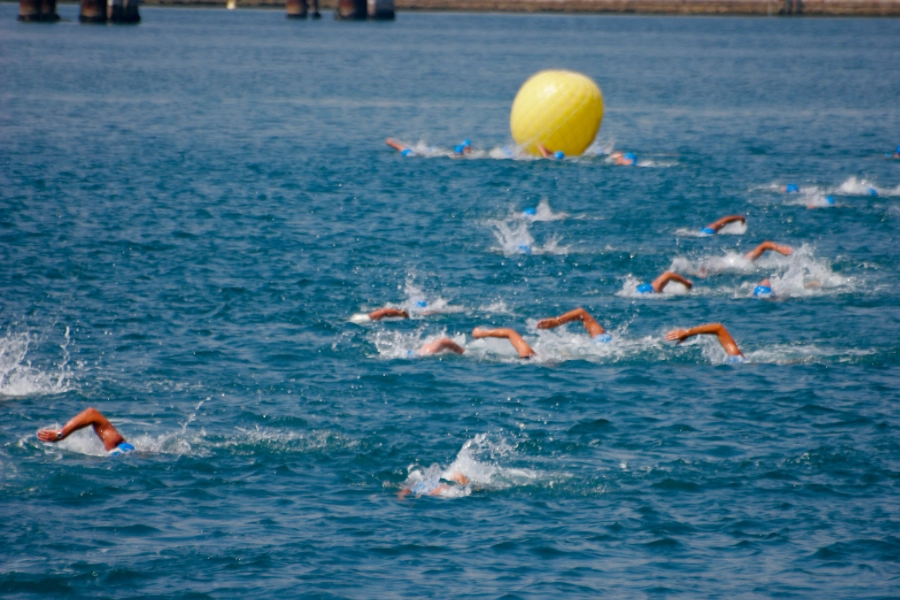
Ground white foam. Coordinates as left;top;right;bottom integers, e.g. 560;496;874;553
488;219;569;257
616;275;690;299
668;334;872;365
0;327;73;398
400;433;542;499
517;198;568;222
401;279;464;315
370;328;466;359
832;176;889;197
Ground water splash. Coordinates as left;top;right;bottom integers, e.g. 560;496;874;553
401;278;463;315
517;198;568;222
676;220;747;237
400;433;541;498
488;219;568;256
369;328;466;359
833;176;897;197
0;327;74;398
616;275;691;298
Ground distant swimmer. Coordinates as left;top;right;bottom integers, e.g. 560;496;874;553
386;138;413;157
610;151;637;166
753;277;775;299
537;307;612;343
665;323;745;364
417;337;465;356
37;407;135;454
892;146;900;159
453;139;472;155
701;215;745;236
472;327;536;358
783;183;800;193
398;470;469;498
635;271;693;295
744;241;793;262
536;144;565;160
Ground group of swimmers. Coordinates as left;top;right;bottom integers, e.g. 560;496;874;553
359;214;793;366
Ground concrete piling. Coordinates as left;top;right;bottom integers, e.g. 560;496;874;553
19;0;59;21
79;0;106;22
334;0;367;18
286;0;309;18
108;0;141;22
368;0;395;19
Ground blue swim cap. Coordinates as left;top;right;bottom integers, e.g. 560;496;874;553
518;244;532;255
896;145;900;153
110;442;135;454
726;355;745;364
636;283;654;294
523;207;537;216
595;333;612;343
454;145;464;154
785;184;799;193
868;188;878;197
400;148;412;157
700;227;716;235
554;151;565;160
825;195;835;205
462;139;471;147
415;300;427;308
624;152;637;164
753;285;774;298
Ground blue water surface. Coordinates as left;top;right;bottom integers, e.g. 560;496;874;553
2;6;900;597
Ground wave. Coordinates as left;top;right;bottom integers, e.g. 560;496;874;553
0;327;74;398
369;328;467;359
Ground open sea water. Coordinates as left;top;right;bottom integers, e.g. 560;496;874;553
2;6;900;597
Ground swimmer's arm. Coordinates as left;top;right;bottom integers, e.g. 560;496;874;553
472;327;536;358
705;215;746;232
386;138;408;152
368;308;409;321
651;271;693;292
418;337;465;356
744;241;793;262
665;323;742;356
536;144;552;159
537;308;605;337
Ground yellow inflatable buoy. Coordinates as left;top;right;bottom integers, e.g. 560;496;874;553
510;70;604;157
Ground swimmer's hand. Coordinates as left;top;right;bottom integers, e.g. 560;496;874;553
37;429;64;443
665;329;691;345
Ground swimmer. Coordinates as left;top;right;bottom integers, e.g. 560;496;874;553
417;337;465;356
536;144;564;160
536;307;612;342
37;407;135;454
471;327;536;358
610;151;637;166
701;215;746;236
783;183;800;193
453;139;472;155
808;195;835;209
398;471;470;498
753;277;775;299
665;323;744;363
893;146;900;159
386;138;413;157
744;241;793;262
635;271;694;295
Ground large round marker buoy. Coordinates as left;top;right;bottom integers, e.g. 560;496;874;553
510;70;604;157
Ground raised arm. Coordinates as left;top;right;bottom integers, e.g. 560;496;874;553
744;241;793;262
705;215;746;232
472;327;536;358
386;138;408;153
536;143;553;159
537;307;605;337
37;407;126;451
665;323;742;356
368;308;409;321
418;337;465;356
651;271;693;293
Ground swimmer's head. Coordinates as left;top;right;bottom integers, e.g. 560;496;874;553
624;152;637;165
400;148;412;157
700;227;716;235
453;145;465;154
753;285;774;299
896;145;900;154
594;333;612;344
726;354;745;365
554;151;565;160
825;195;835;205
636;283;655;294
518;244;532;255
522;207;537;216
462;139;471;148
415;300;427;308
868;188;878;197
785;183;799;193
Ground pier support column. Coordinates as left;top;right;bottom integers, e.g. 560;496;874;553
286;0;308;18
119;0;140;23
18;0;40;21
334;0;366;19
79;0;106;22
39;0;60;20
367;0;394;19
